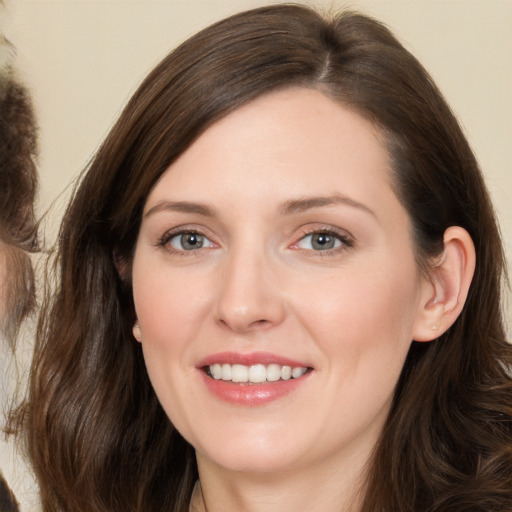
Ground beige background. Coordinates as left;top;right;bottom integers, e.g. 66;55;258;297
5;0;512;322
4;1;512;317
0;2;511;510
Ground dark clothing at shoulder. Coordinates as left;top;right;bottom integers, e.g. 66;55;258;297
0;472;19;512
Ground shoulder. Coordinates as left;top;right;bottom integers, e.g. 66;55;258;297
0;471;19;512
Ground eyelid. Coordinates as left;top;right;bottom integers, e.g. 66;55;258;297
170;232;215;251
154;223;353;256
156;225;219;252
289;224;355;253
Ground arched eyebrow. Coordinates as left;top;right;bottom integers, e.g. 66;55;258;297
144;201;215;218
144;195;376;219
280;195;376;217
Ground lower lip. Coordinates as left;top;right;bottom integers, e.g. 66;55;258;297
199;371;311;406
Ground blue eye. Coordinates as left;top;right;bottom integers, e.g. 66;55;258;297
296;232;345;251
168;232;214;251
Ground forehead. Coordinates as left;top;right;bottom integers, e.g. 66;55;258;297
145;87;398;221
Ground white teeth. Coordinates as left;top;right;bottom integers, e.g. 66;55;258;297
211;364;222;380
221;363;232;381
248;364;267;383
291;367;307;379
281;365;292;380
207;363;308;383
231;364;248;382
266;364;282;382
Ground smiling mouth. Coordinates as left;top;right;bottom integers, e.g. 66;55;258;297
205;363;311;384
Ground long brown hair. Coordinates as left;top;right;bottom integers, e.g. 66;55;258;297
26;5;510;511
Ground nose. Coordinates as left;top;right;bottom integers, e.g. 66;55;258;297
214;249;286;333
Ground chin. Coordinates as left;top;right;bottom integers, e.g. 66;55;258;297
194;429;305;474
203;450;299;475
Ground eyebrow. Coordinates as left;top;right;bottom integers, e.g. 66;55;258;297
280;195;376;217
144;201;215;218
144;194;376;219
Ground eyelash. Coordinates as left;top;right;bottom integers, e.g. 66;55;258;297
291;226;354;256
157;227;214;256
156;226;354;256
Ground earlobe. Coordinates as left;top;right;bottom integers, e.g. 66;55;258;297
413;226;476;342
133;322;142;343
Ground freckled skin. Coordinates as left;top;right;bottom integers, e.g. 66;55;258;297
132;88;430;505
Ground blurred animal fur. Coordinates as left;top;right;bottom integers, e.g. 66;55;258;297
0;13;38;340
0;3;38;511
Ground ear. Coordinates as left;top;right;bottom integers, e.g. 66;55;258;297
132;321;142;343
413;226;475;342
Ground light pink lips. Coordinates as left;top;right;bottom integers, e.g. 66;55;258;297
197;351;310;368
197;351;313;406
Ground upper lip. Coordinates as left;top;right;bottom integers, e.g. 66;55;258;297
197;351;311;368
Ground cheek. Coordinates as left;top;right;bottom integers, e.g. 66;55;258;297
294;260;420;365
131;257;215;407
132;258;211;344
132;264;207;434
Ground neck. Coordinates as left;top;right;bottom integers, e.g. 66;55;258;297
196;448;370;512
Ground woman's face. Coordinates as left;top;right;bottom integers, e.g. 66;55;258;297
132;88;431;476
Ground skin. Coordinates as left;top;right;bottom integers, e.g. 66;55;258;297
131;88;438;512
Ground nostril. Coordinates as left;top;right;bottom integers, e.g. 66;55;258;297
252;319;271;327
217;317;270;328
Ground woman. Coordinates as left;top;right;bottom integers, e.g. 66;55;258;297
26;4;511;511
0;29;39;512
